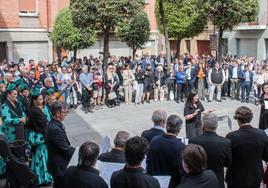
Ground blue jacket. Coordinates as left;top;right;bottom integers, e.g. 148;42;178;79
238;70;253;83
176;71;187;84
141;58;155;71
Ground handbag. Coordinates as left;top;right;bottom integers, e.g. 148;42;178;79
108;91;117;100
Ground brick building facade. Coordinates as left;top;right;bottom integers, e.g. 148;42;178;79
0;0;212;63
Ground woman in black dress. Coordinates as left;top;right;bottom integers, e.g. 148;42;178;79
259;82;268;130
184;92;205;139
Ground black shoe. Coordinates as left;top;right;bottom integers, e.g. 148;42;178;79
246;99;249;103
216;100;222;102
181;99;184;102
176;100;180;103
74;105;77;109
207;100;211;103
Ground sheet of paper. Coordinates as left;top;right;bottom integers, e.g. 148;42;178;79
178;137;188;145
141;157;146;169
265;129;268;137
67;146;79;168
265;101;268;110
98;161;125;187
100;136;111;154
153;176;171;188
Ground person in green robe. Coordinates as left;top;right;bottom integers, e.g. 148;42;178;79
1;83;26;142
0;80;6;176
0;83;26;176
27;87;53;185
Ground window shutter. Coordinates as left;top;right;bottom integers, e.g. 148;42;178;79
19;0;36;12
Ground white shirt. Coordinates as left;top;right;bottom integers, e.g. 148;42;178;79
232;66;238;79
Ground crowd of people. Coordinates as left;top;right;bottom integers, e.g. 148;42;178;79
0;53;268;114
0;52;267;188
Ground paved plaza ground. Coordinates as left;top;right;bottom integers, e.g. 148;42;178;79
65;98;261;147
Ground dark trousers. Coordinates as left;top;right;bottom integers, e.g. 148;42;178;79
53;176;63;188
82;87;91;108
221;81;228;97
168;80;175;99
241;81;250;101
186;80;194;96
176;83;185;101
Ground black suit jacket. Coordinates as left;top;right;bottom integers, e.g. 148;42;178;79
45;118;75;177
189;131;232;188
98;149;125;163
111;166;160;188
147;134;185;188
141;127;165;143
225;125;268;187
63;166;108;188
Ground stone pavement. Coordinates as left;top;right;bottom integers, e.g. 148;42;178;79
64;98;261;147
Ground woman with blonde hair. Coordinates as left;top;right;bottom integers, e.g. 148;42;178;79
105;63;118;108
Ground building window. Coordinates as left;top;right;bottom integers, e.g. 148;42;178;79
185;40;191;54
19;0;38;17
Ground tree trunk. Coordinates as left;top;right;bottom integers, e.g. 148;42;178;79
103;31;110;67
175;38;181;58
73;48;77;60
159;0;171;64
132;46;137;60
217;28;224;63
56;46;62;64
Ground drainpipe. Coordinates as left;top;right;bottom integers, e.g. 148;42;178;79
46;0;50;32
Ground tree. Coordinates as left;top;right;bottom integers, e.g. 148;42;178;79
207;0;259;62
117;12;150;58
155;0;208;57
70;0;144;65
51;8;96;59
156;0;171;64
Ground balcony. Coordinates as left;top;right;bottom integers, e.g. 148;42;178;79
234;11;267;30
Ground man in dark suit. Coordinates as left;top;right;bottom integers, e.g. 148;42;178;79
63;141;108;188
111;136;160;188
45;101;75;188
141;109;167;143
98;131;129;163
147;115;185;188
226;106;268;188
189;112;232;188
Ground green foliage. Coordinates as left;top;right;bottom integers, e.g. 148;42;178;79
207;0;259;31
117;12;150;54
51;8;96;51
155;0;208;39
70;0;145;32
